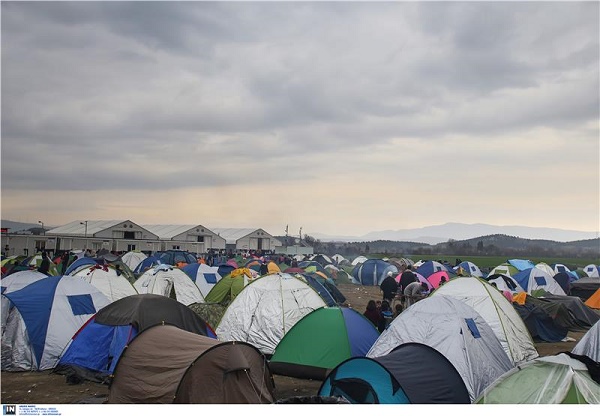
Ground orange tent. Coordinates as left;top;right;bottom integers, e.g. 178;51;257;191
584;288;600;309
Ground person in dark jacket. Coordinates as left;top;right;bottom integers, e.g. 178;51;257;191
38;251;51;276
380;272;399;303
398;265;418;293
363;300;382;328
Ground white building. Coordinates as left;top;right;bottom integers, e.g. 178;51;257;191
210;228;282;254
142;224;226;255
1;221;282;257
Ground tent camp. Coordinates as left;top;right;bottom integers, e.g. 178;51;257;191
488;263;519;278
65;257;100;276
512;267;566;296
454;261;483;277
56;294;215;383
570;277;600;301
431;277;538;365
295;274;337;307
367;295;513;402
585;288;600;310
180;263;223;298
536;294;600;329
318;343;470;404
132;254;162;276
415;260;454;279
269;306;380;380
72;263;138;302
19;253;59;276
535;262;556;276
352;259;398;286
486;273;525;294
134;265;204;306
119;251;147;272
475;353;600;404
331;254;349;266
572;320;600;361
427;270;452;289
203;267;255;304
1;270;48;333
351;256;369;266
108;325;275;404
583;264;600;278
512;294;570;342
1;276;110;371
508;259;536;271
553;264;579;281
395;272;433;292
216;273;327;356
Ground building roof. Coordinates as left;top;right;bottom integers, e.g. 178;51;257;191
47;220;125;236
209;228;258;245
142;224;217;240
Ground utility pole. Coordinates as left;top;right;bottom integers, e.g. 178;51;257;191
80;221;88;250
299;227;302;240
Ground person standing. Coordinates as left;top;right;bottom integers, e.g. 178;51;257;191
398;265;417;293
380;271;399;304
38;251;51;276
60;251;70;275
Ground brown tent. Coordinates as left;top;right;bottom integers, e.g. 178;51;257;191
108;324;275;404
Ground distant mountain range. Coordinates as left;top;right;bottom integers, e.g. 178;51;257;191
2;219;598;245
310;222;599;244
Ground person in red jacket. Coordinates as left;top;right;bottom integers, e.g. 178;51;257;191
363;299;383;329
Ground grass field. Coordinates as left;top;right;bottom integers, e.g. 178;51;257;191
368;254;599;271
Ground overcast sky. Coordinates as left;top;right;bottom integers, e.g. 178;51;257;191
1;1;599;237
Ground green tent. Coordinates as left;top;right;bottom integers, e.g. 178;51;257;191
269;306;380;380
203;268;253;304
475;353;600;404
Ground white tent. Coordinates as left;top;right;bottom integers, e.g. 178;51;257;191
512;267;566;296
1;276;110;371
120;251;147;272
367;295;513;402
535;262;555;276
454;261;483;278
351;256;368;266
431;277;538;365
583;264;600;278
72;264;138;303
216;273;327;355
1;271;48;334
486;274;525;294
181;263;223;298
134;265;204;306
572;320;599;361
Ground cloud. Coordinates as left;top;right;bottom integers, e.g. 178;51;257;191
1;1;598;234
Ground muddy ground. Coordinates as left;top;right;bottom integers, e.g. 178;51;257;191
0;283;590;405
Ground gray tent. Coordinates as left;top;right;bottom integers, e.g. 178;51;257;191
572;320;600;361
367;295;513;402
108;325;275;404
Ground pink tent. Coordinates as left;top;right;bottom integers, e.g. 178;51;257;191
395;272;433;292
226;259;239;268
427;270;451;289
